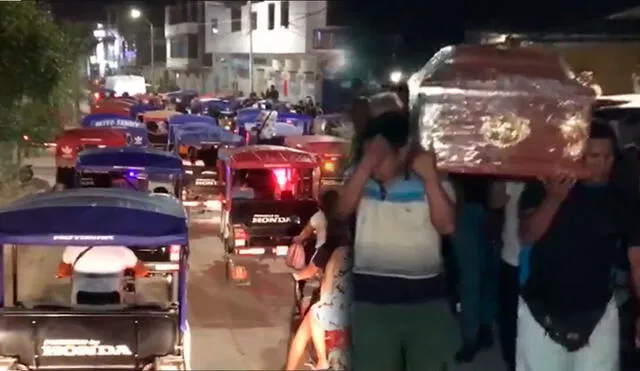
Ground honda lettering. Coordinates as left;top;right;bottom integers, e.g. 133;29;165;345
251;214;293;224
41;339;133;357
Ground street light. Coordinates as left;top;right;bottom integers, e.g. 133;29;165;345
129;9;142;19
130;8;155;89
389;70;403;84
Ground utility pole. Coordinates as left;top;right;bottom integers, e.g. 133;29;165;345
106;6;111;31
150;24;155;87
248;0;254;94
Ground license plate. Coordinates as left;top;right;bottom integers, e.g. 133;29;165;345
195;179;215;186
276;245;288;256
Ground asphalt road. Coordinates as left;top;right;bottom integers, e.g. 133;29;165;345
19;153;505;370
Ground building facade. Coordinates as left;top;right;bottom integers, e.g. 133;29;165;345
204;0;346;102
164;1;213;92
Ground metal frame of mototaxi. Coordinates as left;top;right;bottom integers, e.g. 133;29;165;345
172;122;244;216
283;135;350;188
166;114;219;148
217;145;320;283
140;111;180;149
75;146;184;197
75;148;185;278
235;109;313;138
0;188;190;370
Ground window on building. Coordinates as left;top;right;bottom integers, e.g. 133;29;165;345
267;3;275;30
211;18;218;34
187;34;199;59
204;52;213;67
168;5;184;25
280;0;289;28
231;7;241;32
190;1;202;23
251;11;257;30
169;37;187;59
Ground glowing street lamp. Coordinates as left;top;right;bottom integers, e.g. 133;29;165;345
389;70;403;84
129;8;142;19
129;8;155;86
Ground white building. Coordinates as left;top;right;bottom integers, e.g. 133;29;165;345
89;24;123;78
164;1;212;92
204;0;346;102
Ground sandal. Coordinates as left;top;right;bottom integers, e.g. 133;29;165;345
304;363;330;370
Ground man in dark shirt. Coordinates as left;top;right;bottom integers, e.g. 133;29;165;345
517;122;635;371
266;85;279;101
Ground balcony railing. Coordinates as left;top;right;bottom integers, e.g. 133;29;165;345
312;28;347;50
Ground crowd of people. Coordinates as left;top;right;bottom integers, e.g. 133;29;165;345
283;85;640;371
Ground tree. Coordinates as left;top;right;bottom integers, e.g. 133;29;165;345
0;2;67;116
0;2;88;183
52;22;95;128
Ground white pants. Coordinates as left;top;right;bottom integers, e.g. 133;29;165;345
516;298;619;371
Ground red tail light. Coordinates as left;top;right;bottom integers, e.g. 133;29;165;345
272;168;290;188
169;245;181;261
234;227;248;240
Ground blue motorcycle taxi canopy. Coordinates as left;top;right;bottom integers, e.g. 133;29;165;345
168;114;217;127
81;113;148;147
0;188;188;246
235;108;261;125
201;98;232;113
173;122;244;147
76;147;183;175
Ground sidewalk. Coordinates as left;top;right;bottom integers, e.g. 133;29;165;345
24;154;55;169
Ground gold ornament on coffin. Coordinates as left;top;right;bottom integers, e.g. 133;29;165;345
559;113;589;159
480;113;531;148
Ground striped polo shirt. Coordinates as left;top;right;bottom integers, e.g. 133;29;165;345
353;172;454;303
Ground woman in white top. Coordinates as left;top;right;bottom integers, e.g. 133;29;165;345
292;190;338;253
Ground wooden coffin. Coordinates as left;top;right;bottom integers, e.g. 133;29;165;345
408;44;595;178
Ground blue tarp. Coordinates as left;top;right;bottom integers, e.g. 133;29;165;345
279;112;313;133
0;188;188;246
168;114;217;127
236;108;261;125
81;114;149;147
77;147;183;175
202;99;232;113
242;121;304;136
173;122;244;146
236;109;311;134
